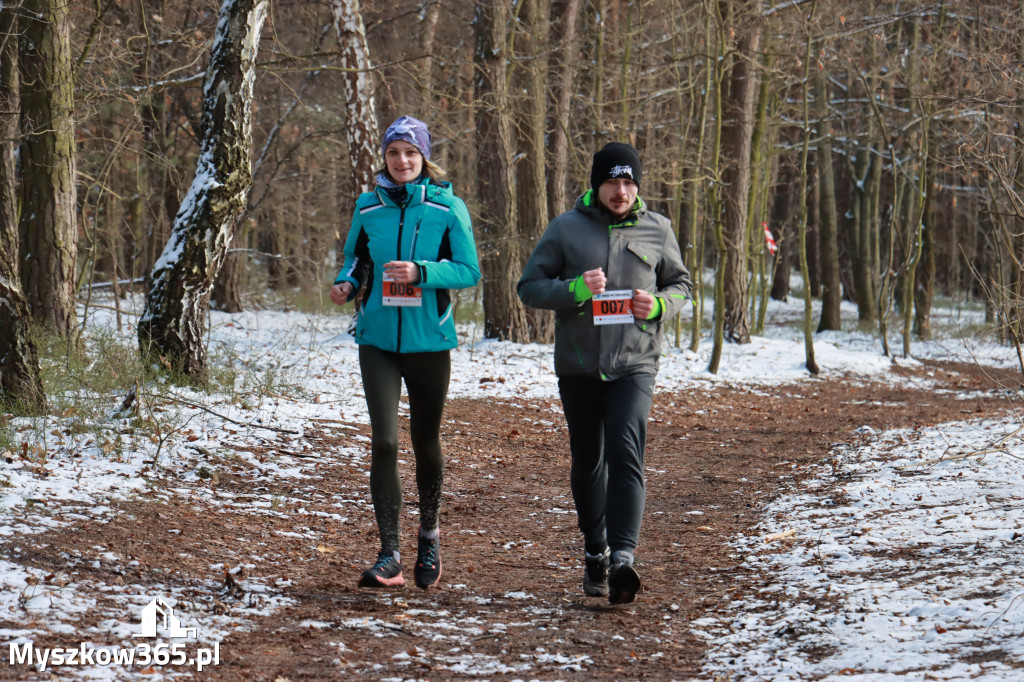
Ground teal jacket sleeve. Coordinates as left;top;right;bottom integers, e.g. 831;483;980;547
415;197;481;289
333;211;368;302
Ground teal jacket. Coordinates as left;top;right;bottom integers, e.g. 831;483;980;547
335;178;481;353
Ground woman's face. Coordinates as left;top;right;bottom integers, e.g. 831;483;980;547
385;140;424;184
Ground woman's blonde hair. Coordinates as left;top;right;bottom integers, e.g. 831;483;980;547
376;158;447;184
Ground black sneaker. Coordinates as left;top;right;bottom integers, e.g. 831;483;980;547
358;552;404;588
414;533;442;589
608;561;641;604
583;548;610;597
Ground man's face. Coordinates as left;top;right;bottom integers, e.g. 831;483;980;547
597;178;638;220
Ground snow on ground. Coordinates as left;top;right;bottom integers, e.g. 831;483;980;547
694;418;1024;681
1;294;1021;679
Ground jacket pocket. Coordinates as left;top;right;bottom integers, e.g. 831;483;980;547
626;242;655;268
437;302;454;341
633;318;658;335
623;241;657;292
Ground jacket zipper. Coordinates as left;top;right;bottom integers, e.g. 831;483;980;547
396;202;406;353
410;218;421;260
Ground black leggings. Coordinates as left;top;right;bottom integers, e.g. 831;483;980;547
359;344;451;555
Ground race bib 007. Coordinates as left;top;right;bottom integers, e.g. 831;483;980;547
382;272;422;307
592;290;633;325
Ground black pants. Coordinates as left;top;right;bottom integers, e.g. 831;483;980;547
558;372;656;557
359;344;451;555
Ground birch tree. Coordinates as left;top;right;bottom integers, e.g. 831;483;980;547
331;0;379;199
138;0;268;381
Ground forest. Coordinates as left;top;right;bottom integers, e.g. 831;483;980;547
2;3;1024;678
2;0;1023;407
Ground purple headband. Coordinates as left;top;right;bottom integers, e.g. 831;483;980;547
381;116;432;160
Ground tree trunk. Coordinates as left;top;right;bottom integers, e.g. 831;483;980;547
547;0;581;218
0;2;18;273
899;15;933;358
849;133;879;324
473;0;530;342
748;50;774;336
680;6;713;352
901;121;929;357
0;4;43;413
769;156;796;301
132;2;180;289
515;0;554;343
913;168;935;339
0;266;45;413
814;69;842;332
590;0;606;144
330;0;379;269
138;0;268;381
331;0;379;200
417;0;442;96
18;0;78;338
796;5;818;375
806;163;821;297
706;2;726;374
212;248;244;312
1010;106;1024;358
717;2;760;344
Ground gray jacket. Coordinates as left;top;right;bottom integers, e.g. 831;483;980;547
517;192;692;380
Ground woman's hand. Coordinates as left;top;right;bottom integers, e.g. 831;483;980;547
632;288;655;319
330;282;353;306
383;261;420;284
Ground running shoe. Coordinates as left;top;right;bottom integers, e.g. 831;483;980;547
414;533;442;589
608;561;641;604
583;548;610;597
358;552;404;588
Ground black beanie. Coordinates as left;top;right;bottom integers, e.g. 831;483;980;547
590;142;642;192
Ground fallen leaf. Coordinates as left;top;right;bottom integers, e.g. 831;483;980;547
765;529;797;541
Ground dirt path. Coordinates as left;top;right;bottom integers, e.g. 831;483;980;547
2;360;1018;680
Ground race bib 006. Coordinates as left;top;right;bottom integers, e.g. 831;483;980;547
592;290;633;325
382;272;422;307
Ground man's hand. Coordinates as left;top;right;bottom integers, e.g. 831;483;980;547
582;267;606;295
329;282;353;306
632;288;655;319
383;261;420;284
